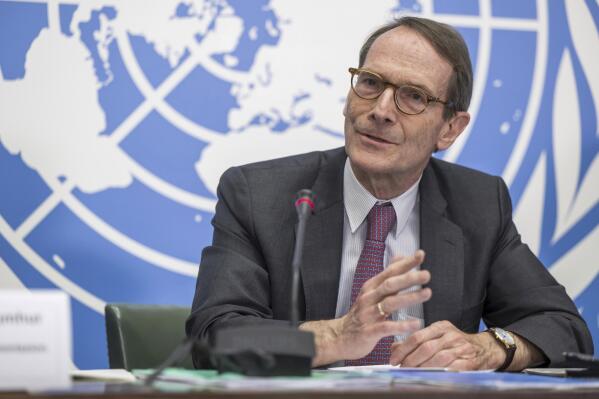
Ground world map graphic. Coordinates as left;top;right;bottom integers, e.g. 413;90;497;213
0;0;597;368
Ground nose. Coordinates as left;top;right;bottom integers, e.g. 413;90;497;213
369;87;397;125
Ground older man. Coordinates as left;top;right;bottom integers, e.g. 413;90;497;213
186;16;593;370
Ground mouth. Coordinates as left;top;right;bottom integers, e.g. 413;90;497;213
359;131;394;145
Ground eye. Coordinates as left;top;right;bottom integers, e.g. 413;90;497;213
358;74;380;87
408;89;424;101
399;87;426;104
364;77;379;87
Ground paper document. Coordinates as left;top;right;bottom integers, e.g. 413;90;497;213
329;365;448;372
133;368;393;391
70;369;137;382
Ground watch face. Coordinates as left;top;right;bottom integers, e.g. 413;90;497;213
494;328;515;346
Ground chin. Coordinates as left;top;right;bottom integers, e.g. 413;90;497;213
348;147;399;176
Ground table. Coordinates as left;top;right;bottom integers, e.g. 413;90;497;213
2;380;599;399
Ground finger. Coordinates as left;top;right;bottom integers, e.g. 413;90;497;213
370;319;422;340
364;250;425;291
419;347;458;368
419;342;476;368
345;319;423;361
389;254;405;263
358;293;427;325
362;250;425;292
379;287;432;317
399;333;451;367
390;320;452;365
376;269;431;298
401;323;469;367
361;271;431;310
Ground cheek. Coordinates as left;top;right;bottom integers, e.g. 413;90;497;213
343;89;355;117
344;116;353;139
345;94;374;122
408;118;442;148
345;99;359;121
344;102;363;138
344;112;357;150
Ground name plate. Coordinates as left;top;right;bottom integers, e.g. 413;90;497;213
0;290;71;390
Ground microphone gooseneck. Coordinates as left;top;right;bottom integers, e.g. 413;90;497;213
290;189;315;326
157;189;318;378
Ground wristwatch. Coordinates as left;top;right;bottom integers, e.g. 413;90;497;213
487;327;516;371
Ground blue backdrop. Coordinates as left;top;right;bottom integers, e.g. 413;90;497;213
0;0;597;368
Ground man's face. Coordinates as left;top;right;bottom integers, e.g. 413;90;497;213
344;26;465;183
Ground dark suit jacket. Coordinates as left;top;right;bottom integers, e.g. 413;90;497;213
186;147;593;366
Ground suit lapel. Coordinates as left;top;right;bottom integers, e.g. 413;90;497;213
296;153;465;324
300;149;345;321
419;161;464;327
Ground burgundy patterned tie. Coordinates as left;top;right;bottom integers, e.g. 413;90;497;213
346;203;396;365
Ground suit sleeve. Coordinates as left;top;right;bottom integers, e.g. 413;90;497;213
185;166;289;367
482;177;594;365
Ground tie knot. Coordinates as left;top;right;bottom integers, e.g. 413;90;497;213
366;203;396;242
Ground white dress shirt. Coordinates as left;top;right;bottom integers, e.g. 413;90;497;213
335;159;424;341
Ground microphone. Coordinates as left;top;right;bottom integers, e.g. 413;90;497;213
143;190;317;382
208;189;317;376
290;189;314;326
294;189;315;215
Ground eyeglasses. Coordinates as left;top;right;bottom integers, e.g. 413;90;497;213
348;67;451;115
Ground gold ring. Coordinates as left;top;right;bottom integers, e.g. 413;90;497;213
377;302;387;317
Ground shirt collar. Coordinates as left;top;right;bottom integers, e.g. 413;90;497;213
343;158;421;237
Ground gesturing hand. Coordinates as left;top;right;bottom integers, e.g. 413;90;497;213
301;250;432;366
390;320;505;370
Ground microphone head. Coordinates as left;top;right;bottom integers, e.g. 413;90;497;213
295;189;315;213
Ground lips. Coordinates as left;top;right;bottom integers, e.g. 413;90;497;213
359;131;394;145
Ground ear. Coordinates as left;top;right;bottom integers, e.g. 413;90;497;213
436;111;470;151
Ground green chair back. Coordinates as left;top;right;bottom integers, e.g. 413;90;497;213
105;304;194;370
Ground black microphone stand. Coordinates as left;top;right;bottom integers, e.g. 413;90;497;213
290;189;313;327
142;190;317;383
208;189;317;376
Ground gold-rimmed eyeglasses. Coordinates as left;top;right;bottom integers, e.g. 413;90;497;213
349;67;451;115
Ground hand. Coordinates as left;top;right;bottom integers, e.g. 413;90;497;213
301;250;432;366
390;320;505;370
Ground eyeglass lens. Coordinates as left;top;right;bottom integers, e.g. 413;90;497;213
352;70;428;114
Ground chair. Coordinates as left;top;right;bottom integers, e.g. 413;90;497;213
105;304;194;370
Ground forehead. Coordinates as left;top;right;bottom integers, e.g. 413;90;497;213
362;26;453;95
